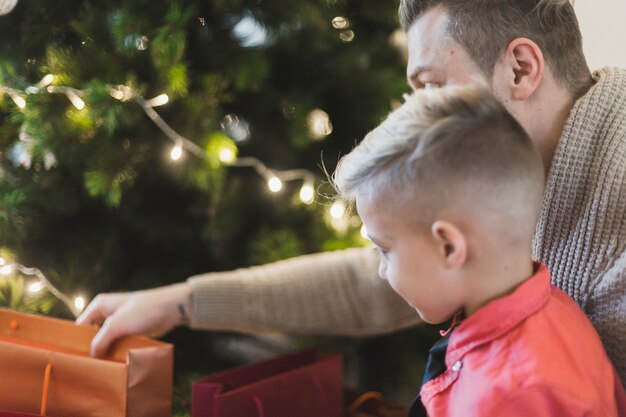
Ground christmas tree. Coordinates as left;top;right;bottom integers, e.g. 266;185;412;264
0;0;439;413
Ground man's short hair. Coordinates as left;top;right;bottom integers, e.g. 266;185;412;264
333;86;544;229
399;0;590;97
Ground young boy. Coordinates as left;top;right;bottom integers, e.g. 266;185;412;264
332;86;626;416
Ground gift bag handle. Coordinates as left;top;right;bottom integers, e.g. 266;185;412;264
7;319;52;416
251;376;328;417
40;362;52;416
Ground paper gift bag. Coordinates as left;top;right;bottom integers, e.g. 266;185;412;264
0;308;173;417
192;348;343;417
0;412;53;417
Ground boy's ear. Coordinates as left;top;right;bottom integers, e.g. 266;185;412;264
431;220;467;269
492;37;544;101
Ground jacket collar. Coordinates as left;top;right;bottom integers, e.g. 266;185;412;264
445;262;551;368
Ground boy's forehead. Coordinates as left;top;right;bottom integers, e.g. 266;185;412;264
356;195;392;242
356;191;413;230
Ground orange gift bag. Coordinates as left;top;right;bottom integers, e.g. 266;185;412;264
0;308;173;417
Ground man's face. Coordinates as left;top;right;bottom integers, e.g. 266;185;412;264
356;193;464;324
406;7;488;91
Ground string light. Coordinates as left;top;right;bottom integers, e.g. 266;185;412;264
0;260;86;318
0;72;360;319
218;147;236;164
66;91;86;110
10;94;26;109
360;224;369;240
111;89;125;100
109;85;133;101
339;30;355;43
330;200;346;219
28;281;44;293
37;74;54;89
170;143;183;161
307;109;333;140
146;93;169;107
331;16;350;29
0;265;13;276
74;296;86;311
299;183;315;204
268;176;282;192
2;77;320;207
46;86;86;110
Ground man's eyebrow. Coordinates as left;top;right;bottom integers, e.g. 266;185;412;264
407;65;431;82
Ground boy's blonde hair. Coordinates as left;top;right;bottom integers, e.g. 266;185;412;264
333;86;544;231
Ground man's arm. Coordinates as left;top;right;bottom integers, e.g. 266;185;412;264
78;247;420;357
188;247;419;335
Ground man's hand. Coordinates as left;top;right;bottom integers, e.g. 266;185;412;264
76;282;192;357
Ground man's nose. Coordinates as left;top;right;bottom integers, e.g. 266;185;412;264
378;263;388;280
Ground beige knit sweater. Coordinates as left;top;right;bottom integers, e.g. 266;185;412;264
189;68;626;380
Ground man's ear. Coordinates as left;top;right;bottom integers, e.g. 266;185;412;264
431;220;467;269
493;37;544;101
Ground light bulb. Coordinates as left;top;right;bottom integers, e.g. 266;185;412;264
330;201;346;219
218;148;236;164
360;224;369;240
268;176;282;193
331;16;350;29
39;74;54;88
0;265;14;276
299;184;314;204
110;85;133;101
10;94;26;109
339;30;355;43
306;109;333;140
0;257;5;266
74;296;86;311
170;144;183;161
111;89;125;100
67;91;85;110
28;282;45;293
147;94;169;107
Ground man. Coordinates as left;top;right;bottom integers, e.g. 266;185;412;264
79;0;626;381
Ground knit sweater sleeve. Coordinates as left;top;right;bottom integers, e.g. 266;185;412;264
186;247;421;335
586;248;626;384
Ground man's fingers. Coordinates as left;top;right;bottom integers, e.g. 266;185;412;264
76;294;123;326
90;316;125;358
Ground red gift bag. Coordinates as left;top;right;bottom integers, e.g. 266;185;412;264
192;349;343;417
0;412;51;417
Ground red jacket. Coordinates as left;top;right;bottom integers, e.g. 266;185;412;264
421;263;626;417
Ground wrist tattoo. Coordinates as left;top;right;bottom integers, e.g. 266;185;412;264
178;303;190;325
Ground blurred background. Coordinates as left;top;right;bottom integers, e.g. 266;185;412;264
0;0;623;415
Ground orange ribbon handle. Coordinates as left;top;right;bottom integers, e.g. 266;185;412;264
40;363;52;416
347;391;384;413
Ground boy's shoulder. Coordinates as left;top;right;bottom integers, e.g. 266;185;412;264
481;284;608;382
459;286;615;404
442;287;620;415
